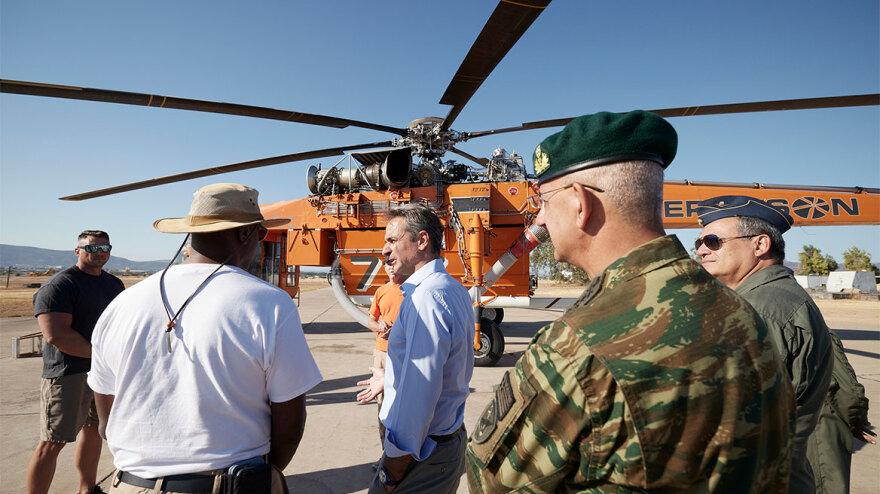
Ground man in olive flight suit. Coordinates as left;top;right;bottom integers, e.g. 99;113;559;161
807;332;877;494
694;195;833;493
807;330;874;494
465;111;796;493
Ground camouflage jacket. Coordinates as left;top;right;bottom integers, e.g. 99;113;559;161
466;235;795;493
735;264;833;493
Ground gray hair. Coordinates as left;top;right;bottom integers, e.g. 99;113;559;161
570;160;665;230
736;216;785;262
388;203;444;256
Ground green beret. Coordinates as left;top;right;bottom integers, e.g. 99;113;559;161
533;110;677;183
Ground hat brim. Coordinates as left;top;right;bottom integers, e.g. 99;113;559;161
152;217;289;233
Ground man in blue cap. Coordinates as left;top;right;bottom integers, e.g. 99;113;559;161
695;195;833;494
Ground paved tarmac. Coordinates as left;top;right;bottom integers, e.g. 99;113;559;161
1;287;877;493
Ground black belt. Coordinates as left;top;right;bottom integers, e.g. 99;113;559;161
118;471;216;493
429;424;464;443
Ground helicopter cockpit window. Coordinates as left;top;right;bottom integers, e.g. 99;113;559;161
257;239;282;286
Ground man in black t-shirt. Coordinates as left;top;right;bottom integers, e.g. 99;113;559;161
27;230;124;494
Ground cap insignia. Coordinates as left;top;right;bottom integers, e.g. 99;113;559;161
534;145;551;175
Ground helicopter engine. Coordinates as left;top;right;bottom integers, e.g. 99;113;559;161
486;147;527;182
307;147;412;195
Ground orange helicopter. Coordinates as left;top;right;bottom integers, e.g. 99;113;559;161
2;0;878;366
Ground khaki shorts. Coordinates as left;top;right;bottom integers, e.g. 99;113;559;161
40;373;98;443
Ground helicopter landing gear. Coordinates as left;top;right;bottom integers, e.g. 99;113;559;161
474;317;505;367
481;307;504;325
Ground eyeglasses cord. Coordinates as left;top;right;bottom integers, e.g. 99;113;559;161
158;227;265;353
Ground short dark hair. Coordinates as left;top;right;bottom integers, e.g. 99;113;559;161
736;217;785;262
388;203;444;256
78;230;109;243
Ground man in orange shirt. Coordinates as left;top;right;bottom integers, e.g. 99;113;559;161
362;262;407;449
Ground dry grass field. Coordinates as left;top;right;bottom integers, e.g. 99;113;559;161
0;274;331;318
0;275;146;318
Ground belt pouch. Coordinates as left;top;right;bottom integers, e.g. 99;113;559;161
221;463;271;494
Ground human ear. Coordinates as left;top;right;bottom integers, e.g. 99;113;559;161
754;234;772;257
238;225;255;243
572;184;594;230
417;230;430;251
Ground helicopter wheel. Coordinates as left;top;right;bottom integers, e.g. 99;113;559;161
474;317;505;367
481;307;504;325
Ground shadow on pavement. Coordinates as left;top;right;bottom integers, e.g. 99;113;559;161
834;329;880;341
843;348;880;360
498;321;546;339
303;322;364;335
287;461;376;494
306;373;371;407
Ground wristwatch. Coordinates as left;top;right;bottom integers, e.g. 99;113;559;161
378;466;401;487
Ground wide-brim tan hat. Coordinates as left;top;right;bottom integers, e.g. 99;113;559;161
153;183;289;233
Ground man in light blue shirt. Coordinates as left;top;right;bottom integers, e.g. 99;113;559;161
369;203;475;494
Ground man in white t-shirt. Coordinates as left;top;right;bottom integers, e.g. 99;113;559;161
88;183;322;493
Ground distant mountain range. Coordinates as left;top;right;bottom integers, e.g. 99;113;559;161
0;244;169;273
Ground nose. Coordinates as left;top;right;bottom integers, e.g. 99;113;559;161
535;205;546;227
382;243;391;256
695;242;710;257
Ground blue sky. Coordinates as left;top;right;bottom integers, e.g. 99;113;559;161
1;0;878;264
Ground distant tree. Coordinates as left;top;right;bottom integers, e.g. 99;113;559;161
825;255;839;272
798;245;832;276
842;246;876;273
530;240;590;283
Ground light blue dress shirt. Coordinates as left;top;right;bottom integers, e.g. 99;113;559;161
379;258;475;461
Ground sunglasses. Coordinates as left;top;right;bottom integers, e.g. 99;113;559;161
694;234;756;251
79;244;112;253
257;226;269;241
527;183;604;209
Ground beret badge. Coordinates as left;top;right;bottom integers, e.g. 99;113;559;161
534;144;551;175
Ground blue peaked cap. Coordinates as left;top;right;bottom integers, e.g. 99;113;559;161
695;195;793;233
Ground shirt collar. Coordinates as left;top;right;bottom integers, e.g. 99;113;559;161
735;263;791;294
602;235;689;289
568;235;689;311
402;258;445;287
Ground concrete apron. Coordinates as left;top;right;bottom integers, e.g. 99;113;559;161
1;287;877;493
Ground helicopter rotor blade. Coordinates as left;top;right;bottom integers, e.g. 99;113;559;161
59;141;395;201
1;79;408;136
466;94;880;139
438;0;551;132
451;147;490;167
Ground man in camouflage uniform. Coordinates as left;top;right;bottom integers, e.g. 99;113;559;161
694;195;833;493
807;332;874;494
465;111;796;493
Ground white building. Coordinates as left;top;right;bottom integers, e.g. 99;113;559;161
826;271;878;293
